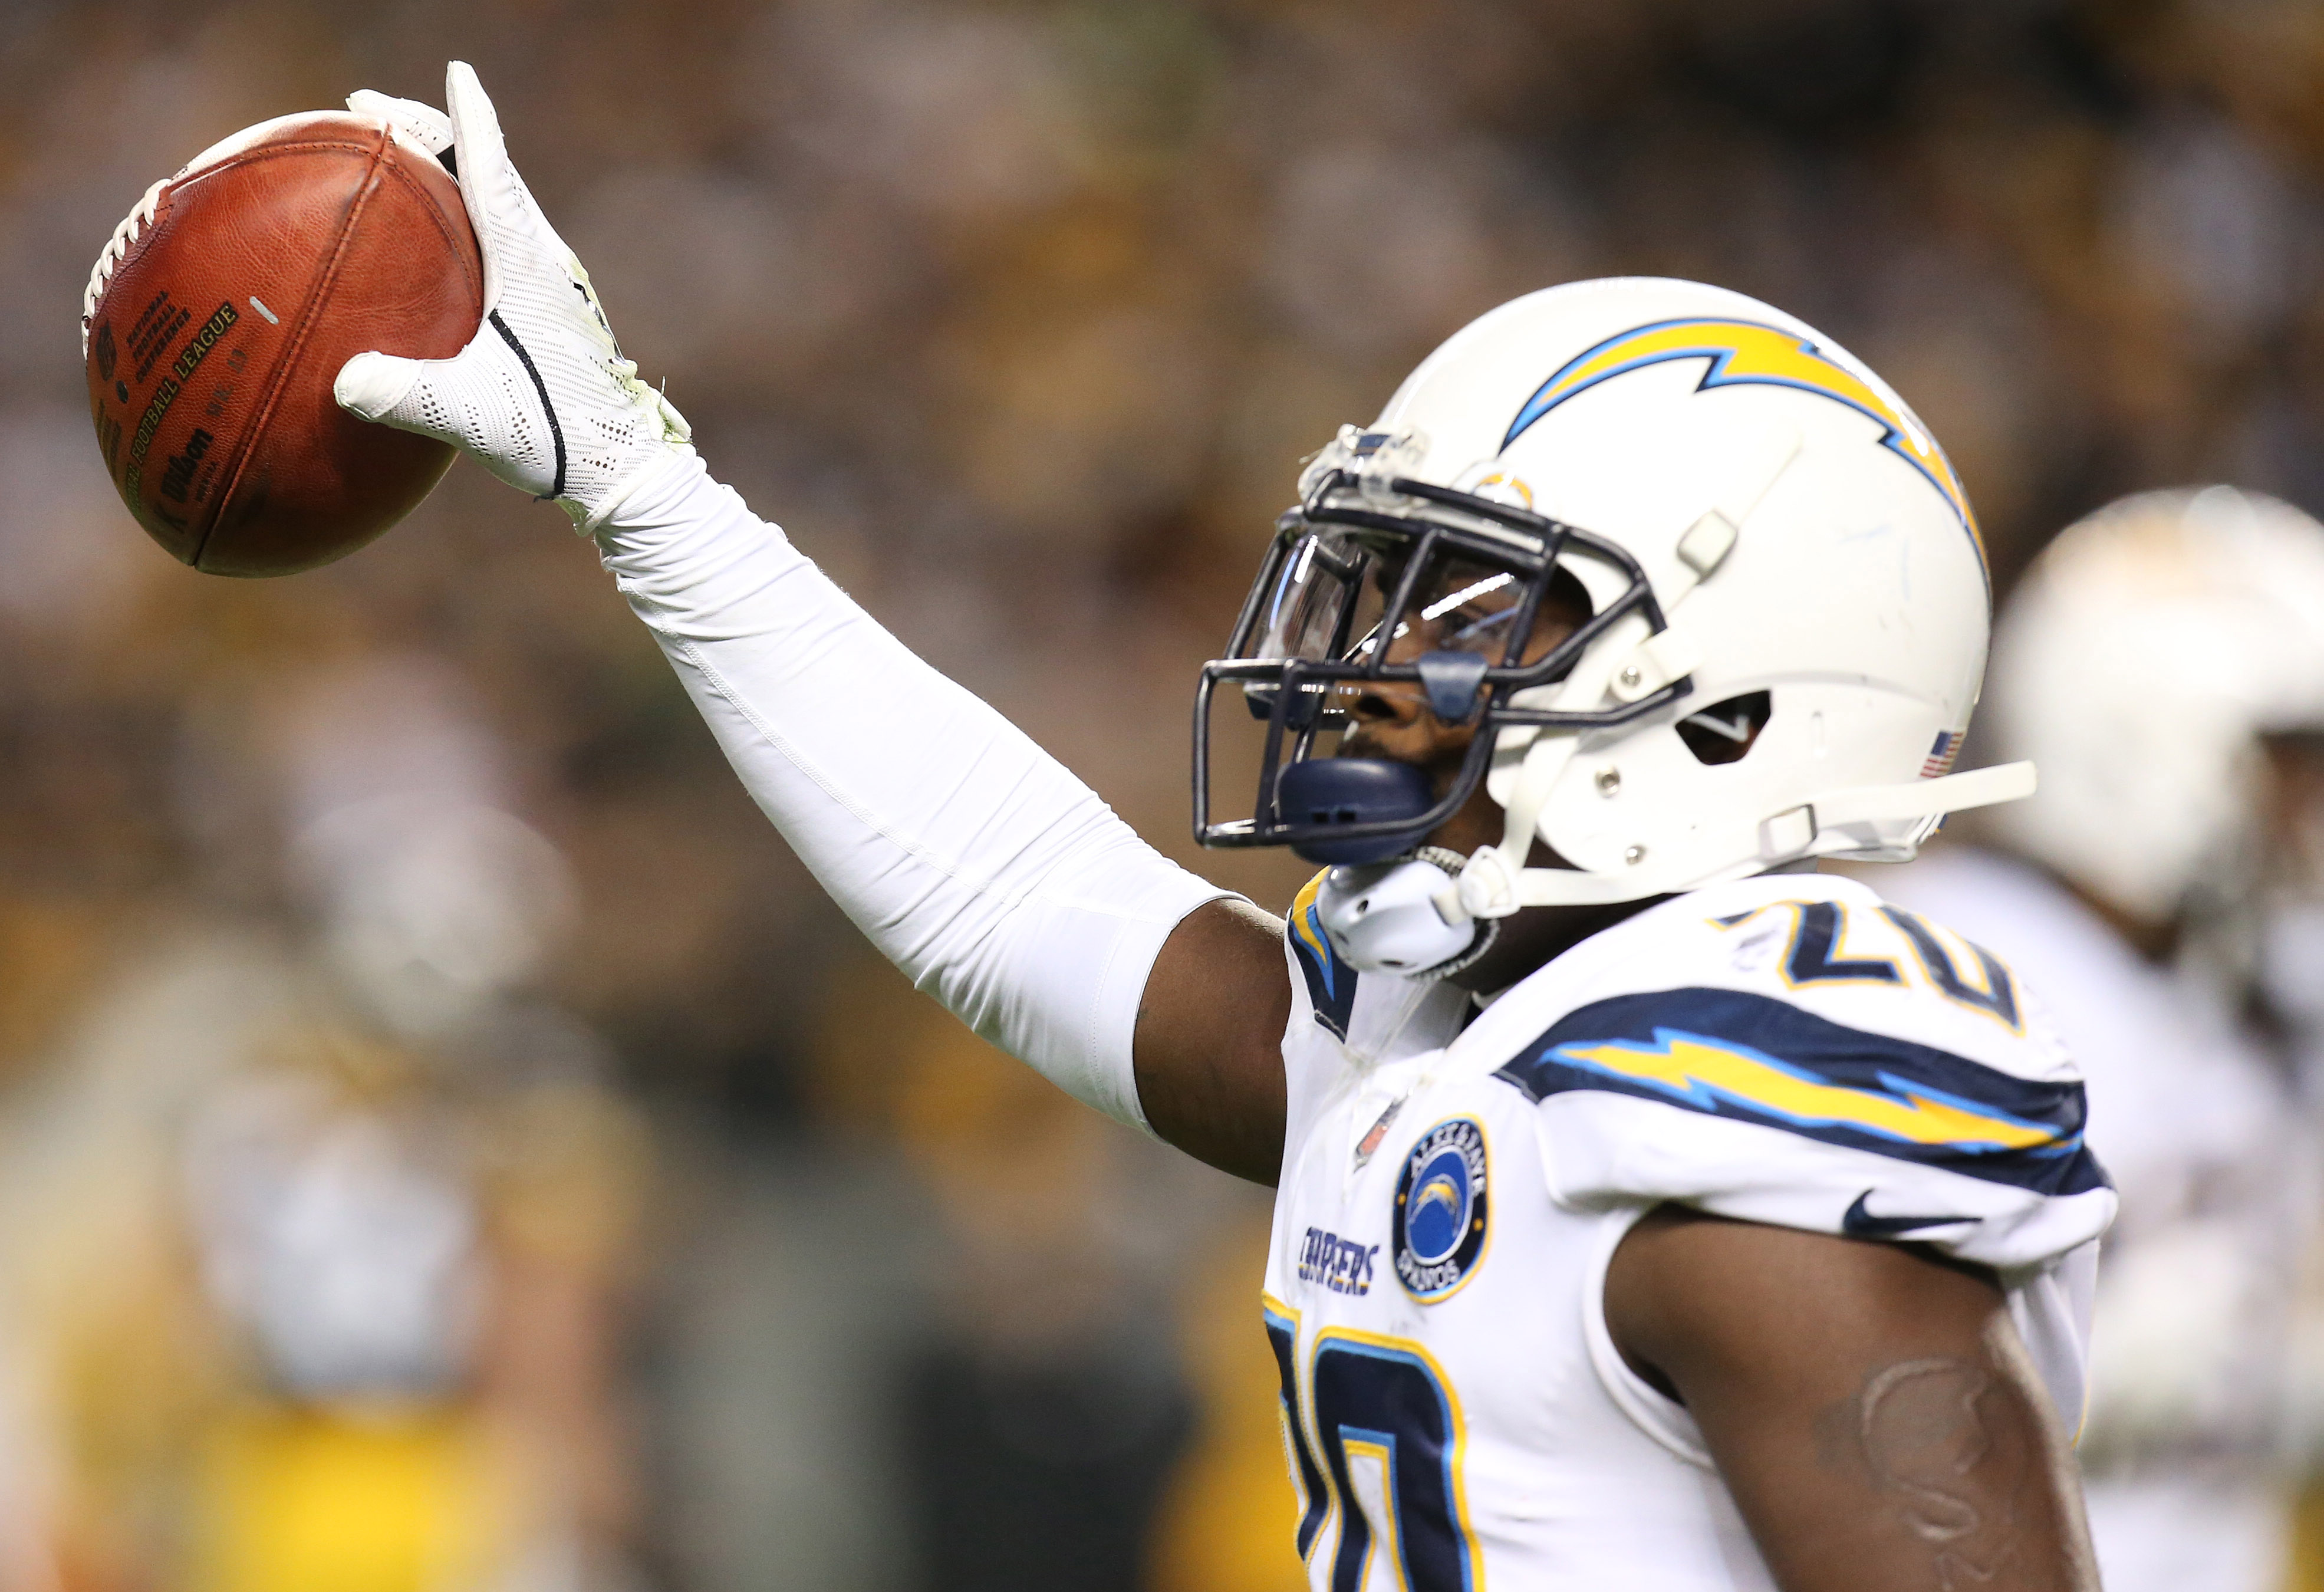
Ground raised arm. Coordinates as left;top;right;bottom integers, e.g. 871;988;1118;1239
601;458;1290;1180
332;63;1290;1178
1605;1208;2100;1592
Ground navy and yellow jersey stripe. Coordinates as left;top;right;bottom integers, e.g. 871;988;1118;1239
1493;987;2107;1195
1288;870;1359;1041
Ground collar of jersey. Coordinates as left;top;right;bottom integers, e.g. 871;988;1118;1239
1446;867;1882;1066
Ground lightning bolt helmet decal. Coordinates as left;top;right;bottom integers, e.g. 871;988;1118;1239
1503;316;1984;583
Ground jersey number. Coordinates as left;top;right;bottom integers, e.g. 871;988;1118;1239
1722;900;2023;1029
1265;1308;1479;1591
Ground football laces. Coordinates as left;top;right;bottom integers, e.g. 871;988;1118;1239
81;176;167;358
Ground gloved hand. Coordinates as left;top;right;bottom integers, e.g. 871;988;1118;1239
335;62;690;531
346;88;454;159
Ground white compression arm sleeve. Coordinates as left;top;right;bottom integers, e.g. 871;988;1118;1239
592;450;1236;1131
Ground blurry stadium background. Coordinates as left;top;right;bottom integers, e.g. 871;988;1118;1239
8;1;2324;1588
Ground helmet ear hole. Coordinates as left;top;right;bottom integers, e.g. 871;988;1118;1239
1527;565;1596;677
1546;564;1594;623
1677;691;1772;766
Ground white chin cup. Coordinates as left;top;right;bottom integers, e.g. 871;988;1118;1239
1316;851;1492;978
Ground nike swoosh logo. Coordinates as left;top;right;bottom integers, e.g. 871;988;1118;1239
1842;1190;1973;1237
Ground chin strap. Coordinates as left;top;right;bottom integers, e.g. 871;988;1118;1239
1447;608;1643;922
1315;847;1499;978
1436;760;2040;920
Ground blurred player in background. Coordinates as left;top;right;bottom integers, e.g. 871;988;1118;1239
0;657;650;1592
333;63;2115;1592
1882;488;2324;1592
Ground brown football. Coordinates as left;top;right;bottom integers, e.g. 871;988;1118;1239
82;111;483;577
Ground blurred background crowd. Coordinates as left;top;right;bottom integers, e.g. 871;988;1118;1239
10;0;2324;1588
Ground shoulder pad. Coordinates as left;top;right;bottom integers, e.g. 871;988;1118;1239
1496;985;2105;1196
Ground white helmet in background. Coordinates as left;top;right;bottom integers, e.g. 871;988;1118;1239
1197;277;2032;972
1987;486;2324;927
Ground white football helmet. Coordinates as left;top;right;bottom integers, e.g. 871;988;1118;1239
1986;486;2324;926
1196;277;2033;971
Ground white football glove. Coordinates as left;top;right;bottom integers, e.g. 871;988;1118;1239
346;88;453;157
335;62;690;531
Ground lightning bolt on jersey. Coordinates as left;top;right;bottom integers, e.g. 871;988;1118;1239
1264;870;2114;1591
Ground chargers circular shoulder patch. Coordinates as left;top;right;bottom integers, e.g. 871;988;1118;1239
1393;1117;1489;1302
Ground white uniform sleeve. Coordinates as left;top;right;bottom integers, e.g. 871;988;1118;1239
591;450;1234;1131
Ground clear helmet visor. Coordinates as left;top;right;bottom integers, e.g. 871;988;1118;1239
1237;529;1564;739
1249;530;1551;669
1250;528;1369;666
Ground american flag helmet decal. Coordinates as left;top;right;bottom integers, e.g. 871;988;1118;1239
1921;730;1963;779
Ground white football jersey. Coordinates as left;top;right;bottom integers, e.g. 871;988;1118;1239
1262;868;2116;1591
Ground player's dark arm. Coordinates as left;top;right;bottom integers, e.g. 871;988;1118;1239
1134;898;1292;1185
1605;1206;2099;1592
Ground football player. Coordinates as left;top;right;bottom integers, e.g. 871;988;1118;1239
1884;488;2324;1592
335;64;2115;1591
